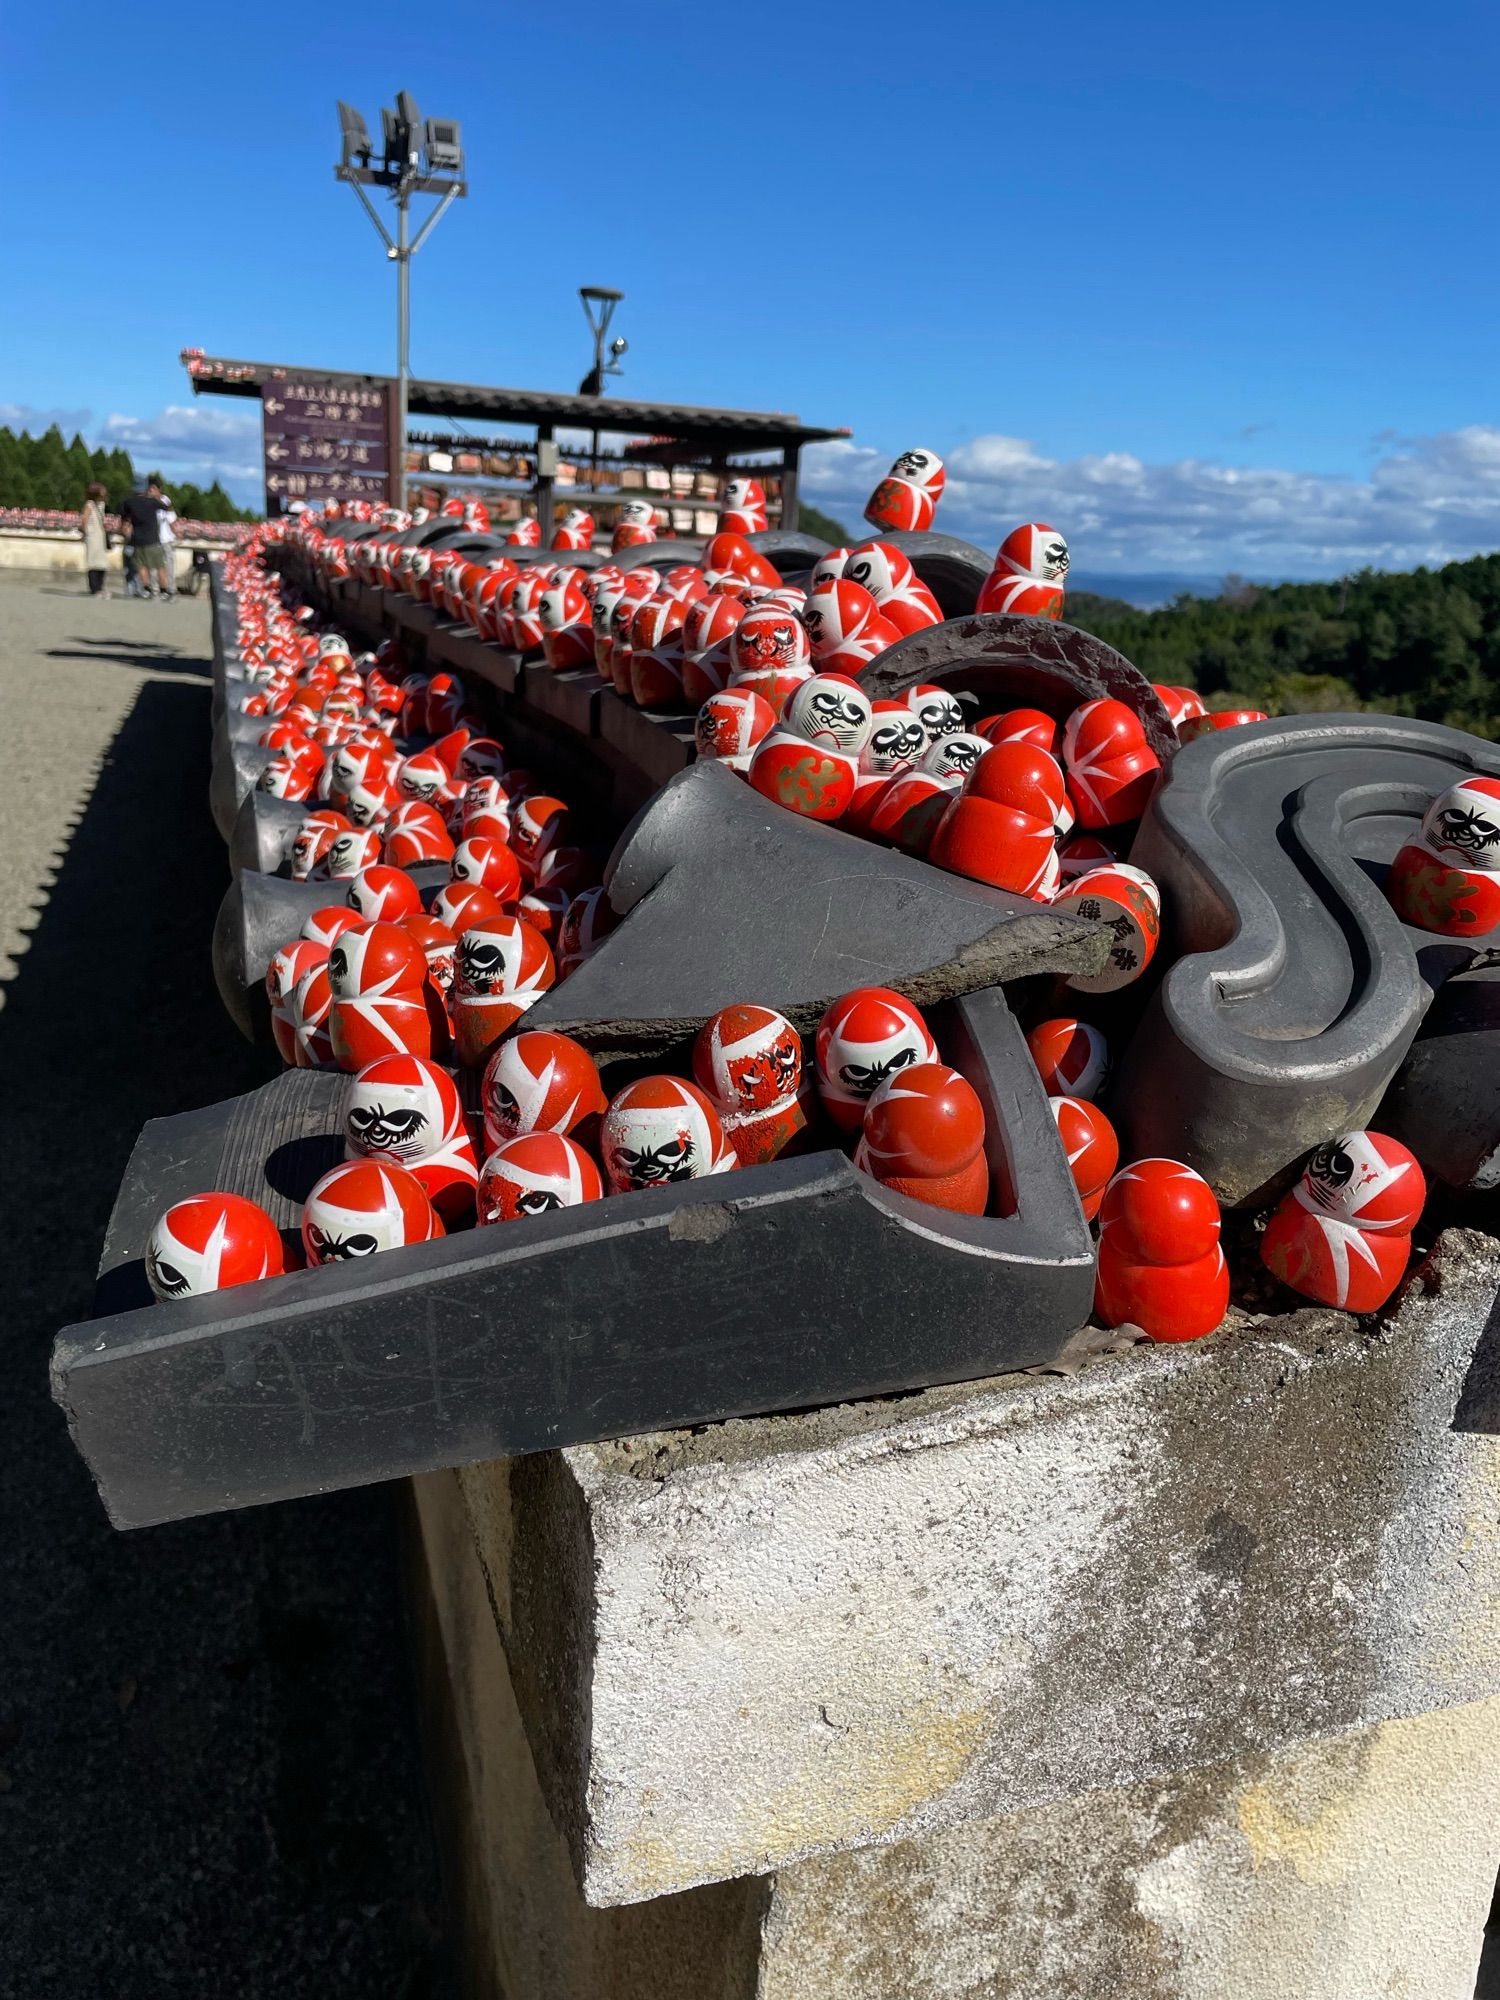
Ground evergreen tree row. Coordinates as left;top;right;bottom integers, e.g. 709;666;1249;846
1067;558;1500;741
0;423;255;523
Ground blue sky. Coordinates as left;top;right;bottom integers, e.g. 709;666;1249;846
4;0;1500;580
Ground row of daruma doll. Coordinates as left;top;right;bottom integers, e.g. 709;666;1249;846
385;515;1080;711
331;452;944;578
143;977;1240;1347
260;747;619;1081
320;475;763;599
144;1004;1433;1341
219;549;1447;1334
703;677;1224;1003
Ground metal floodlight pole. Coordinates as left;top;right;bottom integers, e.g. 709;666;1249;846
335;95;467;509
579;286;625;486
396;191;410;510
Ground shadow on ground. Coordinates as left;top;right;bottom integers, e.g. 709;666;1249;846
42;649;217;677
0;650;443;1994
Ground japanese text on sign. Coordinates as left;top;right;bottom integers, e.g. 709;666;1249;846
265;470;392;499
262;377;396;508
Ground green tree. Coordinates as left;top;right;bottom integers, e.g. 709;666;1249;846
157;476;254;524
203;480;252;522
1066;550;1500;738
65;430;94;505
0;431;30;506
32;424;72;508
104;447;135;509
1262;672;1364;715
798;502;850;544
169;480;208;519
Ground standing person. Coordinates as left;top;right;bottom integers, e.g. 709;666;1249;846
120;479;168;600
155;477;178;597
81;482;109;597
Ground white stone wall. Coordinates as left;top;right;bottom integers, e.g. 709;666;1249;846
0;532;196;578
415;1465;1500;1999
456;1229;1500;1907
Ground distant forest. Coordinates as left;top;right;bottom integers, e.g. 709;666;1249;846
1066;557;1500;741
0;423;255;523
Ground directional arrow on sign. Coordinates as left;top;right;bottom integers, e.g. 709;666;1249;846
266;470;390;497
262;378;395;507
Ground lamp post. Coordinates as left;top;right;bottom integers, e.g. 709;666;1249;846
335;95;467;509
578;286;626;485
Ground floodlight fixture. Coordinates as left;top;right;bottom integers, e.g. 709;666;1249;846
395;91;423;160
337;100;372;169
382;107;416;174
578;286;626;398
334;90;470;507
424;116;464;175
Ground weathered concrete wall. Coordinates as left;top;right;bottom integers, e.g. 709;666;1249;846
0;534;195;577
455;1228;1500;1905
756;1696;1500;2000
407;1470;768;2000
414;1465;1500;1999
0;533;91;574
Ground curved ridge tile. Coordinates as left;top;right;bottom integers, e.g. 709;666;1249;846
861;613;1179;763
1113;715;1500;1204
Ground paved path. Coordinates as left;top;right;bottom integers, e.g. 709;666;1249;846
0;579;441;1997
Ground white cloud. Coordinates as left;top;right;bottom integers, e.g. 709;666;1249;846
97;404;261;496
802;426;1500;579
0;402;93;437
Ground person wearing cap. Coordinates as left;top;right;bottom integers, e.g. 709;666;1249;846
120;478;170;600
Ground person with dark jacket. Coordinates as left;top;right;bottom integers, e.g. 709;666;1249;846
120;480;170;600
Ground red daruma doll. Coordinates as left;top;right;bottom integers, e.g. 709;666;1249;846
749;674;873;822
451;916;556;1068
301;1159;442;1266
1259;1131;1425;1312
1386;775;1500;937
719;477;768;535
976;523;1070;620
842;540;943;635
327;921;434;1071
266;938;328;1068
863;449;946;534
815;987;938;1133
929;740;1068;901
1062;700;1160;828
612;497;657;551
1026;1017;1109;1101
1049;1095;1119;1221
145;1193;285;1301
343;1053;479;1228
551;507;595;552
599;1076;738;1193
854;1062;989;1215
693;1003;810;1165
695;687;776;774
481;1029;607;1156
1094;1159;1229;1343
478;1132;603;1222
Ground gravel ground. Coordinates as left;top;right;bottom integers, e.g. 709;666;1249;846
0;577;443;1998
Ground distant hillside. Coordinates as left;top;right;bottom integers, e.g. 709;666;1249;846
1064;556;1500;739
